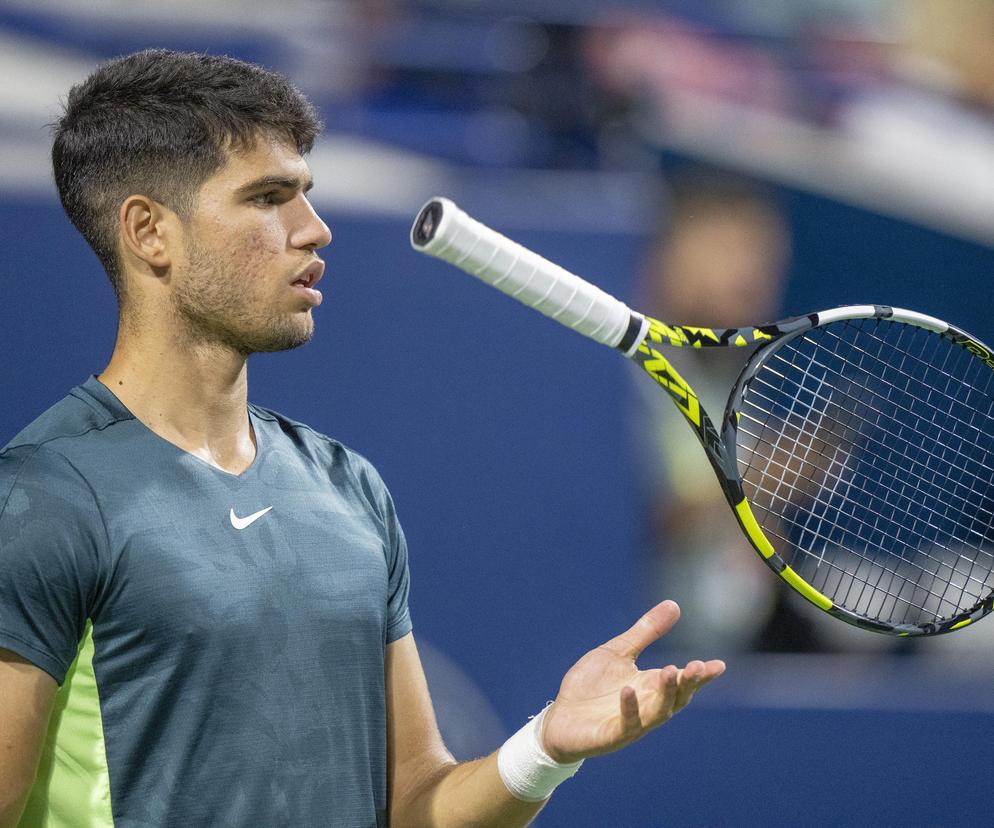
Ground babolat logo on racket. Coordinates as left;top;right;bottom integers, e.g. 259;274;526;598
647;320;717;348
636;341;701;427
646;318;774;349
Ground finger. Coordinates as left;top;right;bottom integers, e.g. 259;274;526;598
673;660;704;711
621;664;677;732
601;600;681;660
619;684;641;734
674;659;726;711
692;659;727;688
641;664;679;726
703;659;727;679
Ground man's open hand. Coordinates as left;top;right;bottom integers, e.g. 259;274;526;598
540;601;725;764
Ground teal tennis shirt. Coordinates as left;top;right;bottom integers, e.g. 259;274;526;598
0;376;412;826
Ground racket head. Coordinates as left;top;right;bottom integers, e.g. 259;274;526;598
723;306;994;636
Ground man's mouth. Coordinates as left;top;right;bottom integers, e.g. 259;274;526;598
292;261;324;288
290;261;325;307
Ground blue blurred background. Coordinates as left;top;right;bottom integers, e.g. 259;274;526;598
1;1;993;825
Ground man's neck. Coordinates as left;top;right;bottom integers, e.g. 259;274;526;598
99;336;257;475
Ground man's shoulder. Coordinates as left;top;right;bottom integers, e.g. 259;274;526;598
0;381;125;506
2;378;125;457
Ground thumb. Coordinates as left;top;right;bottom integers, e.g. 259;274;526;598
601;601;681;660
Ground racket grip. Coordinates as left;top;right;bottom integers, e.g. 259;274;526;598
411;197;635;349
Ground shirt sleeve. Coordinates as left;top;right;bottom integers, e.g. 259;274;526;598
383;503;412;644
0;444;108;683
350;454;413;644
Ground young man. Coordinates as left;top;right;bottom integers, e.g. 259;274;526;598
0;50;724;826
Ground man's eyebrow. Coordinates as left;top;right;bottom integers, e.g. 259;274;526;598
235;175;314;195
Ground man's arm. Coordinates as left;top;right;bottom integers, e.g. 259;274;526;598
386;601;724;827
386;633;546;827
0;649;56;828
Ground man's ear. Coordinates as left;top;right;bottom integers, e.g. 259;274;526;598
119;195;175;270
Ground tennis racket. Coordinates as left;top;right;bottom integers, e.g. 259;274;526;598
411;197;994;637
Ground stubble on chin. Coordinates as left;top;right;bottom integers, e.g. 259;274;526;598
173;295;315;356
174;240;316;355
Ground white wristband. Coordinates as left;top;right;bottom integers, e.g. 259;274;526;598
497;707;584;803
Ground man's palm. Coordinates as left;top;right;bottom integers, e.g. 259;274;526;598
540;601;725;764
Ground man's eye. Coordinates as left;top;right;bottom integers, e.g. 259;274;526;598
252;191;279;205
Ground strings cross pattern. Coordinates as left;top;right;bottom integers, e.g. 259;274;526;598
735;318;994;632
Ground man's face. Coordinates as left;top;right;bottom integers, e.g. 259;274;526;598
171;134;332;354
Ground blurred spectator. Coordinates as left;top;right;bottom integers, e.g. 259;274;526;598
631;170;819;654
582;3;993;242
584;11;790;120
893;0;994;110
835;0;994;226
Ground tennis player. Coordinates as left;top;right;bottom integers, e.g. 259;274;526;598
0;50;724;826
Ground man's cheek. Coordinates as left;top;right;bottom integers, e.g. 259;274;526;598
242;232;283;266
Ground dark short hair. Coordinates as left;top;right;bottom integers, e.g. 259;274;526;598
52;49;321;300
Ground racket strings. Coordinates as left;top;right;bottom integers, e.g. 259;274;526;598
736;408;994;584
738;451;991;625
820;324;994;469
799;323;994;620
736;421;991;609
744;350;994;566
835;324;994;615
743;373;994;551
736;419;992;607
755;323;994;537
740;360;992;624
736;318;994;627
771;331;994;491
812;324;994;542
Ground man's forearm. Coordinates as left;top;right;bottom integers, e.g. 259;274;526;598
392;751;547;828
0;788;31;828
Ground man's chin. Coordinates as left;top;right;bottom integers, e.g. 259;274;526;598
244;319;315;354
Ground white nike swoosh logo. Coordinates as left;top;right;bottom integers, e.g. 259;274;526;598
229;506;273;530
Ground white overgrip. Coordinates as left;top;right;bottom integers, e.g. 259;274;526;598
410;197;633;349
